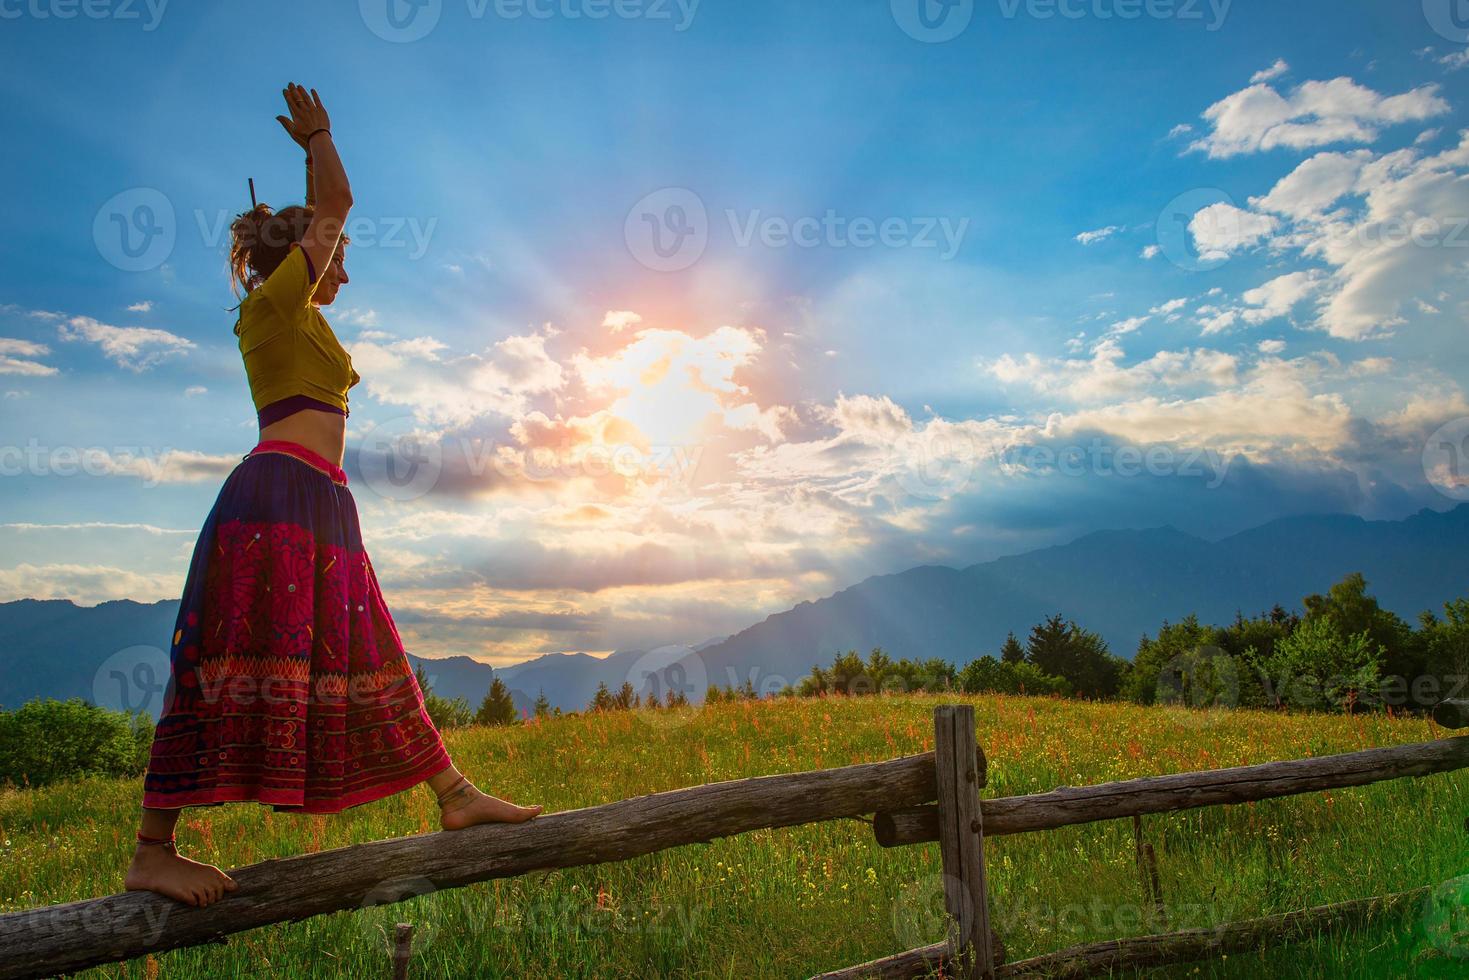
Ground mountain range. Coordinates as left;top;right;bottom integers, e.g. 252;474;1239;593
3;505;1466;716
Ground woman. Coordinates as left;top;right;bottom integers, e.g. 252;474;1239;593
125;84;542;909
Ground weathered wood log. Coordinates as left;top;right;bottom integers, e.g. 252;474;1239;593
0;752;937;980
874;736;1469;847
1433;699;1469;729
814;886;1427;980
993;886;1431;978
933;705;995;979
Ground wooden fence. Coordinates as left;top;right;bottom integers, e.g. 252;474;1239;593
1;701;1466;979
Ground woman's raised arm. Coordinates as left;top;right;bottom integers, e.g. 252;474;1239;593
277;83;352;280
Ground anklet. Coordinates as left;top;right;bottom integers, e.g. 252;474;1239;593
136;831;177;849
435;775;474;810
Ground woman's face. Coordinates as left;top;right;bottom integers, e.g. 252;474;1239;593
313;246;349;306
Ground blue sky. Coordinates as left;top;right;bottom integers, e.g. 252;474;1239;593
3;0;1468;664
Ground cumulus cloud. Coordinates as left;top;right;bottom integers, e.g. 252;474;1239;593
56;316;193;371
988;340;1238;405
1187;76;1448;159
353;329;565;426
1188;203;1278;261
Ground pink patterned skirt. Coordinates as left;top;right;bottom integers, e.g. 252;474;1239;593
142;440;452;813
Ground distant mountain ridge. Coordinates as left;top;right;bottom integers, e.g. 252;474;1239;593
692;506;1469;691
3;506;1466;714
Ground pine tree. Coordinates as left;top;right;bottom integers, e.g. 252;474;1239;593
474;677;519;727
533;689;551;719
614;681;638;710
1000;632;1025;664
588;681;614;712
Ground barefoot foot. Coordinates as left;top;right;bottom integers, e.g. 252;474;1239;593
439;783;543;831
125;844;238;907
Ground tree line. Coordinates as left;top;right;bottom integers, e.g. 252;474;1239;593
788;573;1468;714
407;570;1469;731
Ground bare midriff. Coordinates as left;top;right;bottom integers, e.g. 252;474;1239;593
259;408;346;469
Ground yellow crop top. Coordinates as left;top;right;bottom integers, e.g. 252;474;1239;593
234;246;361;417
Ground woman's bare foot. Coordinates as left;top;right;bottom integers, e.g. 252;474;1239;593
125;844;238;907
438;778;543;831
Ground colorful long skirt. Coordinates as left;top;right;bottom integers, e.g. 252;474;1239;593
142;440;452;814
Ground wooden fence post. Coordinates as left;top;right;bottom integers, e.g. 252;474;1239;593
932;705;995;980
391;923;413;980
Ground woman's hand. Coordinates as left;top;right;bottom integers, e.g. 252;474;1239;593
275;83;332;151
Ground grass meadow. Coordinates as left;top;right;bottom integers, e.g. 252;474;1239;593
1;694;1466;978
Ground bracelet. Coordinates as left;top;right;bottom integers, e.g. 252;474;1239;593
136;831;177;847
306;128;332;144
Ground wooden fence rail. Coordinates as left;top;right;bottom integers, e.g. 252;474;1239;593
0;707;1464;979
0;753;937;979
872;735;1469;847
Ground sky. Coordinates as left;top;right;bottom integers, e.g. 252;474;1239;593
2;0;1469;665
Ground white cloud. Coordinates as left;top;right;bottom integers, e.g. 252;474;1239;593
1258;339;1287;354
1441;49;1469;72
1254;150;1372;219
1241;270;1327;324
0;337;56;376
988;340;1237;405
1188;76;1448;159
1075;226;1122;246
56;316;193;371
1150;298;1189;320
0;563;180;604
1108;316;1149;337
335;308;380;327
1189;203;1278;260
1251;59;1290;84
127;301;152;313
1196;307;1240;336
184;385;207;397
603;311;643;333
355;330;565;427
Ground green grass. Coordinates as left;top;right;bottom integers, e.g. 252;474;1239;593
1;695;1465;978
